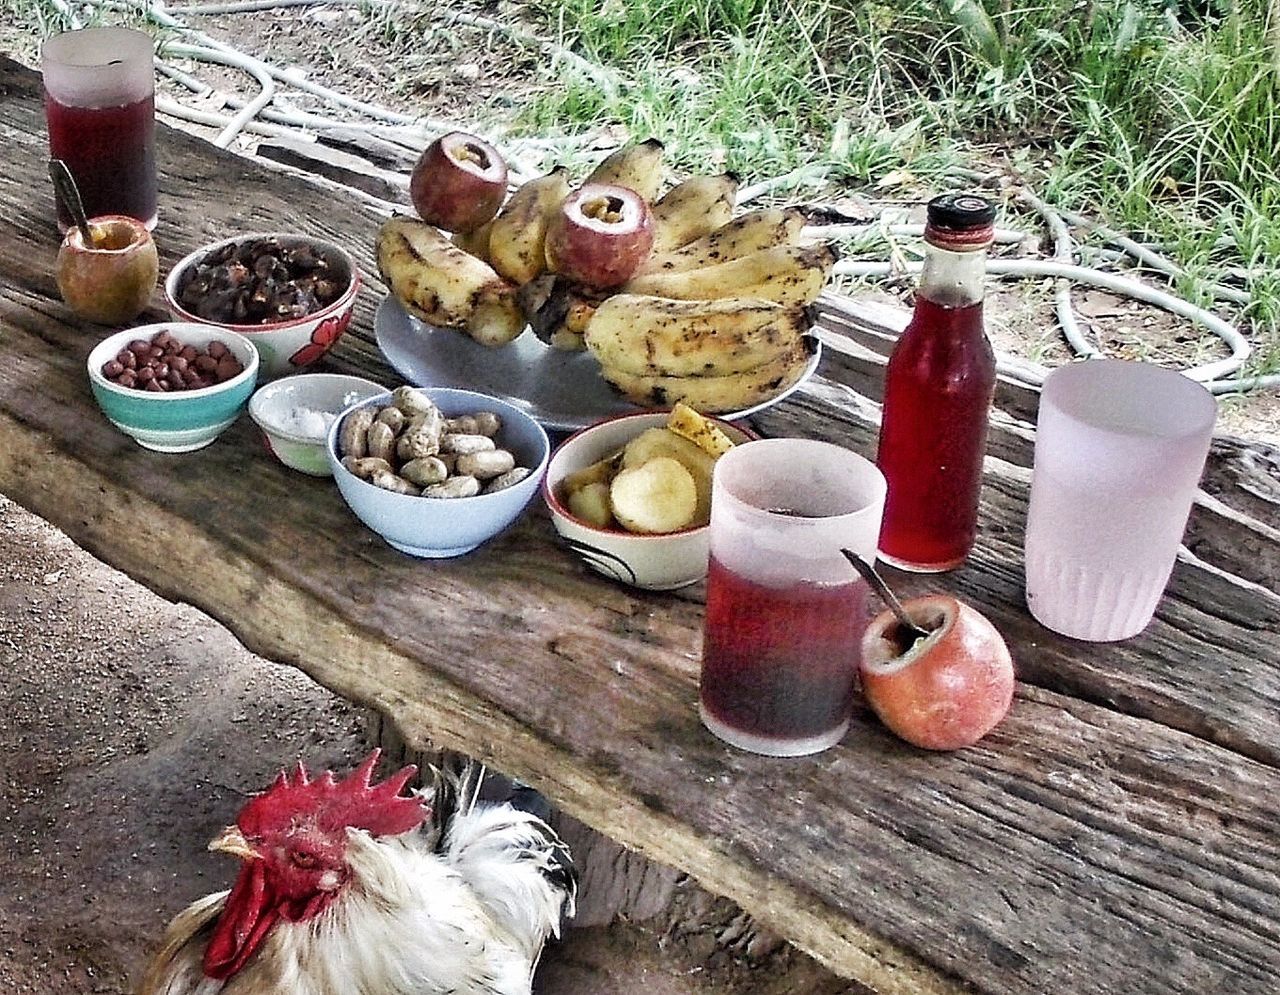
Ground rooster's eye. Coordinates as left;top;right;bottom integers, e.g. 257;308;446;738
291;851;319;869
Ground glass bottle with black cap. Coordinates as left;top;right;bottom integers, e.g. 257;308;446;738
876;193;999;572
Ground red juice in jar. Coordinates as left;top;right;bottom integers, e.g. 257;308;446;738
876;193;998;573
46;94;158;230
700;556;869;749
877;295;996;570
41;27;158;230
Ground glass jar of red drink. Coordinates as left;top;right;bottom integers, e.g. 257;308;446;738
876;193;998;573
700;439;886;757
42;27;158;231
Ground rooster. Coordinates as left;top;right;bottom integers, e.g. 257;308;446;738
138;750;576;995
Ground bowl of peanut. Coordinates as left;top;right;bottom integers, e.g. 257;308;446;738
87;323;259;452
326;385;549;558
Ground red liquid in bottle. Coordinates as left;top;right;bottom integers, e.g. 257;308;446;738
700;555;868;745
876;295;996;571
46;93;157;229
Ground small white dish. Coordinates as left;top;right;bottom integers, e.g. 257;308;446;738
249;373;385;476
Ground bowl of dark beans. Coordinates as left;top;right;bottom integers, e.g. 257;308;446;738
164;232;360;379
87;323;259;452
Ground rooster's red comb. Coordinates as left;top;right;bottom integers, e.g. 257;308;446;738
236;749;427;839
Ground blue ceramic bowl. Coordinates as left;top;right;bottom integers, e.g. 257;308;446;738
326;387;550;558
87;323;259;452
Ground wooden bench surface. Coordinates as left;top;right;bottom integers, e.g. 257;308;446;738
2;56;1278;995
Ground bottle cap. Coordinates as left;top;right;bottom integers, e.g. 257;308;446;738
924;193;996;250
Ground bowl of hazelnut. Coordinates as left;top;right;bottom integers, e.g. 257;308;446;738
163;232;360;379
87;323;259;452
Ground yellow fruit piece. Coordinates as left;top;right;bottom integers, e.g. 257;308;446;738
648;173;738;255
566;481;614;529
582;293;810;379
621;428;716;526
584;138;666;203
451;219;495;263
666;402;736;458
559;449;623;499
488;167;571;284
610;456;699;534
622;242;837;306
638;207;806;275
599;338;812;414
376;216;523;346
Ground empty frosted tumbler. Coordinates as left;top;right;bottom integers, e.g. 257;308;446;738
1024;359;1216;641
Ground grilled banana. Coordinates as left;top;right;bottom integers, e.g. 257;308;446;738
622;242;836;306
450;218;495;264
583;294;811;377
648;173;738;255
487;166;571;285
519;274;600;351
638;207;806;275
377;216;524;347
598;338;815;413
584;138;665;202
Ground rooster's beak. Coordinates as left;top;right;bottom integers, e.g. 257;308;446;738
208;826;261;861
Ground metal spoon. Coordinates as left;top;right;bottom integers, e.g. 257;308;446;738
48;158;95;246
840;548;932;642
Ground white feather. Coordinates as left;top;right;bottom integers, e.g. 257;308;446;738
143;798;575;995
442;805;577;961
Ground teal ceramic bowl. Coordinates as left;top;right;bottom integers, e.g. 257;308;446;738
87;323;259;452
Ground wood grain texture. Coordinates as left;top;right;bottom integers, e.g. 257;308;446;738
2;57;1279;995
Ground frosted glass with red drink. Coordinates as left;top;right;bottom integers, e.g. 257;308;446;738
700;439;886;757
42;27;158;231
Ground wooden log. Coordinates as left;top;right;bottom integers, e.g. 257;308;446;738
256;134;411;206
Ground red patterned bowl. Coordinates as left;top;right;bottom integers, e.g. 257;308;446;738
164;231;360;380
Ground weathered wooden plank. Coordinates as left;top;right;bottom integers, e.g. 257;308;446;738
2;56;1279;995
256;134;411;206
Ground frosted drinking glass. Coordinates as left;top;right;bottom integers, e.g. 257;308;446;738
42;27;158;230
1024;359;1216;641
700;439;886;757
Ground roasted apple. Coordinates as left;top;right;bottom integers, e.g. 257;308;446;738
544;183;654;289
410;132;508;234
860;594;1015;750
56;214;159;325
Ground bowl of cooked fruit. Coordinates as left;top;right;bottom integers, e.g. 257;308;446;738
543;403;752;590
164;232;360;379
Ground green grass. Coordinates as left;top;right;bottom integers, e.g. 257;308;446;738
525;0;1280;371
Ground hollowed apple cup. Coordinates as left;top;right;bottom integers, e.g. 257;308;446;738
409;131;508;234
860;594;1015;751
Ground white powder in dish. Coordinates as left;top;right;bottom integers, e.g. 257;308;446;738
271;406;338;440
